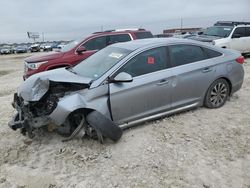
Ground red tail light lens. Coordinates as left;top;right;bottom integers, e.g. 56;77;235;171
236;56;245;64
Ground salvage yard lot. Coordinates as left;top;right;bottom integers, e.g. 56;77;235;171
0;53;250;188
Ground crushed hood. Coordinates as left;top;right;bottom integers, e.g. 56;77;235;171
18;68;92;102
189;35;222;42
25;51;65;63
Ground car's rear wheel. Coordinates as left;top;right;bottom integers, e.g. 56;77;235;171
204;78;230;108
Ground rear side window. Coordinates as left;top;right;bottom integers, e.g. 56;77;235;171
233;27;246;37
203;47;222;58
108;34;131;45
169;45;208;67
134;32;153;39
84;36;107;51
246;27;250;37
118;47;168;77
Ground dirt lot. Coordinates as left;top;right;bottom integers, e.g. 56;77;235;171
0;53;249;188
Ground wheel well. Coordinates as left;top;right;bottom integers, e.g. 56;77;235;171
64;108;94;130
68;108;94;119
220;77;232;95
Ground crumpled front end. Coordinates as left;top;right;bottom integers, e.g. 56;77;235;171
9;70;91;138
8;92;53;138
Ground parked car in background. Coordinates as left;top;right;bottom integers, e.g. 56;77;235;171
57;43;67;49
40;43;53;51
51;42;59;49
9;38;244;142
190;21;250;54
173;32;197;39
14;45;28;53
29;44;40;52
154;33;174;38
23;28;153;79
0;46;12;54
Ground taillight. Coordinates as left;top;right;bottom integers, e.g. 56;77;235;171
236;56;244;64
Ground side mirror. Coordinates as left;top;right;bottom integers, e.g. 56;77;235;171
111;72;133;83
232;34;241;38
76;46;87;54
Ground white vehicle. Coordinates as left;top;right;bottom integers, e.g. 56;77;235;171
212;22;250;54
191;21;250;54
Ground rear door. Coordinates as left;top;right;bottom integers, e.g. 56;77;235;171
168;44;221;108
109;46;173;125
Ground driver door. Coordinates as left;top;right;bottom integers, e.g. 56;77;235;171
109;47;173;125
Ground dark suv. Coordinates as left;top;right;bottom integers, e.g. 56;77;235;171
24;29;153;79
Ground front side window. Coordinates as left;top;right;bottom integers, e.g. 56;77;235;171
118;47;168;77
169;45;208;67
83;36;107;51
233;27;246;37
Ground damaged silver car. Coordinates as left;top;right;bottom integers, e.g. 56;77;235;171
9;38;244;143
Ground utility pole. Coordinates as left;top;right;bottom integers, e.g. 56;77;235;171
42;32;44;42
180;17;183;33
101;26;103;32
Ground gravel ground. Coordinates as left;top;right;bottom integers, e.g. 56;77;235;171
0;53;249;188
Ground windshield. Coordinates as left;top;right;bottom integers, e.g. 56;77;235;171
73;46;132;79
203;26;233;38
60;37;83;52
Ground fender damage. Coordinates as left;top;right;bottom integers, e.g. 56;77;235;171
8;68;110;138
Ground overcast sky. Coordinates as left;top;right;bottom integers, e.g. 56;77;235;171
0;0;249;43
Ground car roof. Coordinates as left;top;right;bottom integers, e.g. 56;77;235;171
111;38;203;51
92;29;150;34
90;29;151;37
214;21;250;26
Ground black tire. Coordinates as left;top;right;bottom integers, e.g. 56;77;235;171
86;111;123;142
204;78;230;108
242;53;250;58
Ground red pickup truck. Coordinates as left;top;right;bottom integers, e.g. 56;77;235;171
24;29;153;79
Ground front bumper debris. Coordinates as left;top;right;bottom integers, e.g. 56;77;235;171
8;93;50;138
8;113;23;130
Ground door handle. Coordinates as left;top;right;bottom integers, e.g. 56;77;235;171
156;79;169;86
202;67;213;73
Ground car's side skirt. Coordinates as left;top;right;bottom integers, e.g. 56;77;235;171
119;102;200;130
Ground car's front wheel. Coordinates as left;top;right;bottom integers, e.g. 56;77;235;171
86;111;123;142
204;78;230;108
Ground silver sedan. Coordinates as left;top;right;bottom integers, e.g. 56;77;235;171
9;38;244;143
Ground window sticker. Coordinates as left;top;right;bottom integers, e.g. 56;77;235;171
147;57;155;64
224;28;231;31
109;52;123;59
